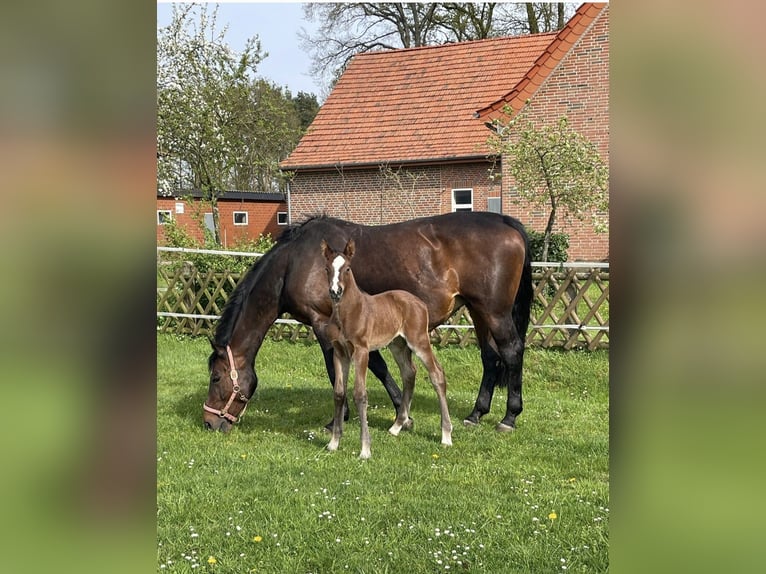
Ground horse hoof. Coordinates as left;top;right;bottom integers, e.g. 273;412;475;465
402;417;414;431
463;418;478;427
495;422;516;433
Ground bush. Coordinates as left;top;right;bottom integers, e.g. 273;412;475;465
160;219;275;274
527;230;569;263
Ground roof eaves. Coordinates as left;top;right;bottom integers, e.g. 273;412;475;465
280;154;497;173
158;189;285;202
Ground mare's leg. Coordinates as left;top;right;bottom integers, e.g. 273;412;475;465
463;316;502;426
485;315;525;432
388;337;416;436
327;348;349;452
353;348;372;459
368;350;404;411
411;336;453;446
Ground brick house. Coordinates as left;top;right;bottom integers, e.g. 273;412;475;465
156;190;288;247
280;2;608;261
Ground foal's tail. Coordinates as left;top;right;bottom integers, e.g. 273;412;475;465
503;216;533;345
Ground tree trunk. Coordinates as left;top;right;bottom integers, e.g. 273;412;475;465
557;3;565;30
539;150;556;262
525;3;539;34
542;204;556;263
211;195;222;246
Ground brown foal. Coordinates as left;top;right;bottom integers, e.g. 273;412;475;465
321;239;452;459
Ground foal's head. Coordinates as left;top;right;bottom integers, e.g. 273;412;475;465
321;239;356;302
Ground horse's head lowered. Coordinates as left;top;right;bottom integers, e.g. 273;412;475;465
203;341;257;432
321;238;355;303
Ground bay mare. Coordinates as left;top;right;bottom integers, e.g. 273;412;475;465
203;212;532;434
322;239;453;459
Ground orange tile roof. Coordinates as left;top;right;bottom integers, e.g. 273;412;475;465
281;3;606;171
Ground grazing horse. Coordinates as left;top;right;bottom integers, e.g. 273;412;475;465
203;212;532;435
321;239;452;459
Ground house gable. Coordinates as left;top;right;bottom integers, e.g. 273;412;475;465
475;3;608;121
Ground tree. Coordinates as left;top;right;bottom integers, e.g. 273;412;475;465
488;108;608;262
290;91;321;130
439;3;498;41
301;3;576;93
157;4;304;244
497;3;573;36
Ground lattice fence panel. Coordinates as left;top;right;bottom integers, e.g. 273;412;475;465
527;265;609;350
157;260;608;349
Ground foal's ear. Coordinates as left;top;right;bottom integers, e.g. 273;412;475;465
344;239;356;259
320;239;332;260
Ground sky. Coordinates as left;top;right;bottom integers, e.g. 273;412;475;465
157;1;323;98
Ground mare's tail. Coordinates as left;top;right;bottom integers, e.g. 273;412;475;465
503;215;533;347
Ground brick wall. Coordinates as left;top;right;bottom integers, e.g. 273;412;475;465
502;6;609;261
156;197;287;247
289;162;502;225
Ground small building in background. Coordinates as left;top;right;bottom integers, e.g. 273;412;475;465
156;190;287;247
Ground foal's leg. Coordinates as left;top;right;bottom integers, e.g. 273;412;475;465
411;336;453;446
315;329;351;426
388;337;416;436
316;326;401;428
327;349;349;452
353;348;372;459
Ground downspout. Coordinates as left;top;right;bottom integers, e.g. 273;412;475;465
286;180;292;225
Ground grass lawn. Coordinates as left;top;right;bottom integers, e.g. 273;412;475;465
157;334;608;573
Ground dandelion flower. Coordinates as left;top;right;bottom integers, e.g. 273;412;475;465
253;535;263;543
549;512;558;520
432;454;440;460
241;454;247;459
207;556;217;565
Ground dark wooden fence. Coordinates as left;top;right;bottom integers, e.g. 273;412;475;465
157;249;608;350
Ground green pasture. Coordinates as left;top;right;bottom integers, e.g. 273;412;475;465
157;334;609;573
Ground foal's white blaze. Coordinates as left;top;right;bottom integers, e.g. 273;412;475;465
330;255;345;295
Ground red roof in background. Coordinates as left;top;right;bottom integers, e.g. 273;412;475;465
280;3;606;171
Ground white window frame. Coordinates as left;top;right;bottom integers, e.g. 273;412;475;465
277;211;288;226
452;188;473;212
233;211;249;226
157;210;172;225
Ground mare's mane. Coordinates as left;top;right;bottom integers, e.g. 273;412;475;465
211;214;333;349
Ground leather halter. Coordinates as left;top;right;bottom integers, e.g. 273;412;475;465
203;345;249;424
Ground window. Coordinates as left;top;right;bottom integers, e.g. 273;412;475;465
157;210;172;225
452;188;473;212
233;211;248;226
487;197;502;214
277;212;288;226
